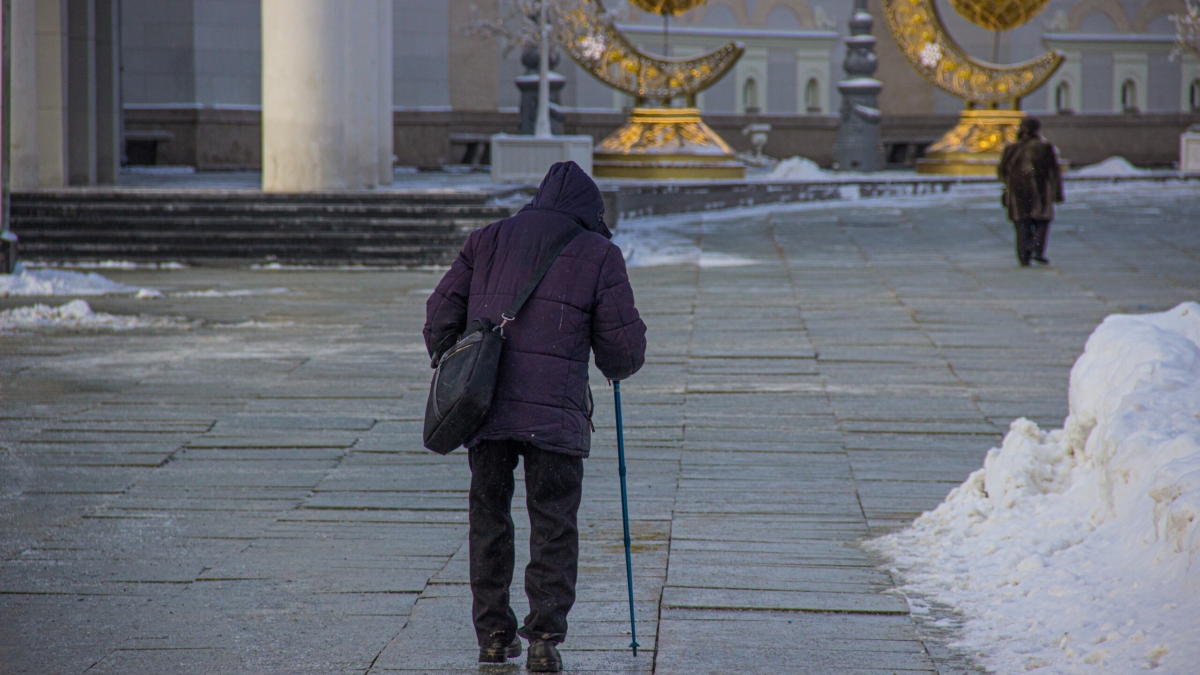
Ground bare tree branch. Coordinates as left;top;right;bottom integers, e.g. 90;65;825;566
1172;0;1200;61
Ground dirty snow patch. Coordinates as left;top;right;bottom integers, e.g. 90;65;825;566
0;300;184;331
217;320;297;329
172;287;289;298
0;264;145;297
1074;156;1151;177
868;302;1200;674
26;260;188;270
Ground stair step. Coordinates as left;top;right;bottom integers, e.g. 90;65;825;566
10;188;522;265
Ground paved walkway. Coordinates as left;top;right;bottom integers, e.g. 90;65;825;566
2;183;1198;674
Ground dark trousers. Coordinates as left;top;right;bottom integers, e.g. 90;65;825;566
468;439;583;647
1013;218;1051;264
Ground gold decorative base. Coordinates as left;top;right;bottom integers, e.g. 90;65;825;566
915;109;1025;176
593;107;746;180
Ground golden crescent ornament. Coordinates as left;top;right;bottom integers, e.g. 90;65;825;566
555;0;746;179
881;0;1063;103
627;0;707;17
947;0;1052;32
557;0;743;102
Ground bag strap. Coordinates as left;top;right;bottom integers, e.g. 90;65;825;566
500;226;583;327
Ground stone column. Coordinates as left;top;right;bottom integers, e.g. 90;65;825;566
94;0;119;184
262;0;347;191
343;1;377;190
66;0;96;186
10;0;39;190
36;0;68;187
377;0;393;185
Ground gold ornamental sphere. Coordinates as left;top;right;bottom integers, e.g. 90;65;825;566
628;0;706;17
946;0;1051;32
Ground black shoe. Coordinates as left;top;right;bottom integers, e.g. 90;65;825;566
1032;255;1050;265
479;634;521;664
1019;259;1031;267
526;640;562;672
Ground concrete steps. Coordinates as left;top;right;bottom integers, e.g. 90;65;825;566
10;189;523;266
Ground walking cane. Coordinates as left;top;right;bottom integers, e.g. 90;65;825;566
612;380;640;656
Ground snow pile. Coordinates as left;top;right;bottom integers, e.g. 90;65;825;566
0;299;183;331
767;156;827;181
0;264;142;297
869;302;1200;674
1075;156;1151;177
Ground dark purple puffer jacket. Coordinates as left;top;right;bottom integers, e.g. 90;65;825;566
423;161;647;457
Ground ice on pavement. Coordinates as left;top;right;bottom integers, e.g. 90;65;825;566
1074;156;1151;177
171;287;290;298
0;299;184;331
869;302;1200;674
0;263;146;297
612;215;757;268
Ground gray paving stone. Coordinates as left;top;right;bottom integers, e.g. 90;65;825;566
2;185;1197;673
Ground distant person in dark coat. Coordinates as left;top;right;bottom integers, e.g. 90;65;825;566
424;161;647;672
998;117;1064;266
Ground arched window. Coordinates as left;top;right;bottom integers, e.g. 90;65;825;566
1120;79;1138;113
805;78;821;113
1190;79;1200;112
743;78;759;113
1054;81;1071;114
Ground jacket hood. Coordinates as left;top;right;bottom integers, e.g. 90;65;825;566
520;161;612;239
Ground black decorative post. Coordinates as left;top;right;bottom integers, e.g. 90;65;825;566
516;45;565;136
833;0;885;172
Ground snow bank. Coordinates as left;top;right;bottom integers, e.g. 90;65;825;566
0;264;142;297
869;302;1200;674
1074;156;1151;177
0;300;184;331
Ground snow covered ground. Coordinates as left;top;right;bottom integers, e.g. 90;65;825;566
869;303;1200;674
0;264;145;296
0;299;185;332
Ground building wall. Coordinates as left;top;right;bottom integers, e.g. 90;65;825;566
193;0;261;106
395;0;450;109
121;0;195;104
104;0;1200;173
116;0;1199;115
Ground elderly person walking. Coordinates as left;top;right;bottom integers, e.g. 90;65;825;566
998;117;1064;266
424;161;647;672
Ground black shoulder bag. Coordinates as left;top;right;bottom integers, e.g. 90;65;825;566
423;227;582;454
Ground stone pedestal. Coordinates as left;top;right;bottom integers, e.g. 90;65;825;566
593;108;745;180
0;232;17;274
917;110;1023;176
1181;126;1200;174
490;135;594;184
